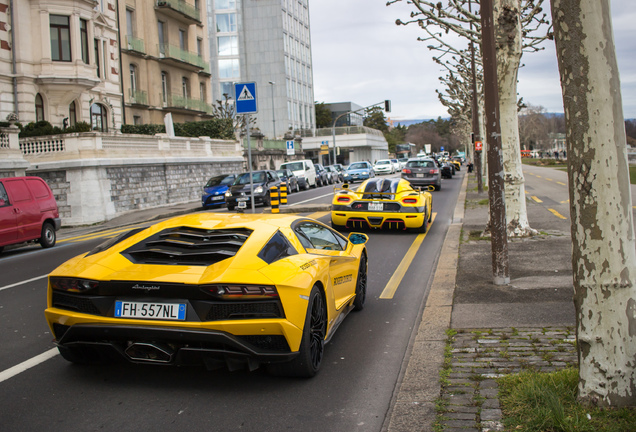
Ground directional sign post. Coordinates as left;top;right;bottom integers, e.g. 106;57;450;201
235;82;258;212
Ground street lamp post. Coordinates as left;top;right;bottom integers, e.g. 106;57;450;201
268;81;276;139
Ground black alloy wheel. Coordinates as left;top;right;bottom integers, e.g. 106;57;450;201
268;285;326;378
353;253;367;311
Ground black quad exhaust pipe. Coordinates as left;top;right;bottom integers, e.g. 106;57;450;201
125;342;174;363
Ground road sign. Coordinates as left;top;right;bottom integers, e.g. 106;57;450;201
234;82;257;114
286;140;294;155
440;146;444;151
475;141;483;151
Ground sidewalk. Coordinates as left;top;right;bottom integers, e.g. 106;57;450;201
385;172;577;432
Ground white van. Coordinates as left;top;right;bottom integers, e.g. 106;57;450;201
279;160;317;190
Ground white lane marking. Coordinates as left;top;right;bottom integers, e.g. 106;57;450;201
289;192;334;206
0;275;47;292
0;348;59;384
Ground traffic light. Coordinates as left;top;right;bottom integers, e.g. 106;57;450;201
384;100;391;113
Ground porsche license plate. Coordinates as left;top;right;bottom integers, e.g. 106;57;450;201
115;301;186;320
368;202;383;211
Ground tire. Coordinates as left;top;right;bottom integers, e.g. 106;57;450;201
304;182;310;191
262;193;271;208
353;253;367;311
412;207;428;233
39;222;56;248
311;179;317;188
434;184;441;191
227;204;235;211
268;285;326;378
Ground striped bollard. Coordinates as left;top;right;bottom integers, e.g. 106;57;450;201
280;182;288;205
270;186;280;213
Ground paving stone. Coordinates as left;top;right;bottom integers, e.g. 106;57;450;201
481;420;505;431
480;388;499;399
481;398;501;410
480;408;502;421
443;419;477;428
446;412;476;421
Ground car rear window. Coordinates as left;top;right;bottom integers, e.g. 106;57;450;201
406;160;435;168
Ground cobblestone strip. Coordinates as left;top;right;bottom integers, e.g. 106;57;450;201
437;327;577;431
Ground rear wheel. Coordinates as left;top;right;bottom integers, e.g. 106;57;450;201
353;254;367;311
412;207;428;233
268;285;326;378
227;204;235;211
39;222;56;248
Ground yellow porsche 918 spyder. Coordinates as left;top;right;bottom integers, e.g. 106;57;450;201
44;213;369;378
331;178;433;233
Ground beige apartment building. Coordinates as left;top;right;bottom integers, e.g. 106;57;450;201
0;0;122;130
118;0;213;125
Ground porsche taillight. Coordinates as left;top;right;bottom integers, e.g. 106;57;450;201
337;196;352;203
202;284;279;299
402;198;418;204
49;277;99;293
402;169;411;174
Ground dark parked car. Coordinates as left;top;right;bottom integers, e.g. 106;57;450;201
439;161;454;179
201;174;236;208
401;158;442;191
276;168;300;193
324;165;341;183
314;164;330;186
225;170;282;210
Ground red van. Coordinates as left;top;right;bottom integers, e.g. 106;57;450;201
0;176;62;253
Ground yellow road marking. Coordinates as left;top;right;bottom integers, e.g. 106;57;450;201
536;175;542;178
545;178;553;181
531;196;543;203
549;209;568;220
306;211;329;220
557;181;567;186
58;224;148;243
560;200;570;204
380;213;437;299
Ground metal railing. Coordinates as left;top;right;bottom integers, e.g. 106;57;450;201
301;126;385;138
156;0;200;21
158;44;209;73
168;93;214;113
126;35;145;53
129;89;148;105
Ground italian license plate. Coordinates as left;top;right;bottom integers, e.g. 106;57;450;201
368;202;383;211
416;173;424;178
115;301;186;320
212;196;223;200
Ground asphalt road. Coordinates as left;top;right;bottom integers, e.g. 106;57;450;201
0;170;465;432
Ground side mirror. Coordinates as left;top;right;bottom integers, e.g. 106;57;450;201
348;232;369;245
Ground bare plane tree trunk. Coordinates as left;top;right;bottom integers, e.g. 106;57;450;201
494;0;536;236
551;0;636;407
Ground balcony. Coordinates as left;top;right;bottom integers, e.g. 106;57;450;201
162;93;213;115
158;44;210;74
128;89;148;106
155;0;201;25
124;35;146;55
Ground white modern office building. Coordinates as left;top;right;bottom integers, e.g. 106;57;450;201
207;0;315;139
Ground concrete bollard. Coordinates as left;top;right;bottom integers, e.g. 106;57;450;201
270;186;280;213
280;182;288;205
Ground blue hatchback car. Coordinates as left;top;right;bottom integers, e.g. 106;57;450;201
343;161;375;183
201;174;236;208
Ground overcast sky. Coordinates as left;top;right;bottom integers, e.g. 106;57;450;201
309;0;636;122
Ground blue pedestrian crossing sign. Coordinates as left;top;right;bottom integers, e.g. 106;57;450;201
235;82;257;114
286;140;295;155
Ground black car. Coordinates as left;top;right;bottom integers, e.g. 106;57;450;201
314;164;331;186
401;158;442;190
439;161;454;179
225;170;282;210
276;168;300;193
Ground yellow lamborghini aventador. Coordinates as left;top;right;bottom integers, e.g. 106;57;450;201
45;213;368;378
331;178;433;232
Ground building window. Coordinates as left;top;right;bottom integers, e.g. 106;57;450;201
217;36;238;56
50;15;71;61
35;94;45;122
69;101;77;126
199;82;206;102
215;0;236;10
158;21;165;53
94;39;101;78
90;103;107;131
197;38;203;56
161;72;169;104
126;9;135;37
133;115;142;125
216;13;237;32
194;0;200;11
218;59;239;79
182;77;189;98
80;19;89;64
220;82;233;97
129;64;137;93
179;29;187;50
